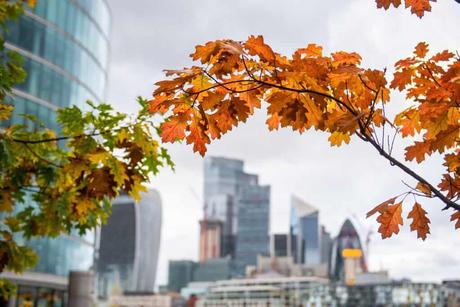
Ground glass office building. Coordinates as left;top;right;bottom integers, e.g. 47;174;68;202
202;157;259;260
2;1;110;306
3;0;110;129
290;196;321;265
330;219;368;281
234;184;270;276
98;190;163;298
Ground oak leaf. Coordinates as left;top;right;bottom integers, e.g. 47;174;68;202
416;182;432;196
160;116;188;143
376;203;404;239
407;202;430;240
328;131;350;147
405;141;431;163
366;196;397;218
451;211;460;229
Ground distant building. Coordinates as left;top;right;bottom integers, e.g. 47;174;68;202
168;261;196;293
442;280;460;307
196;276;332;306
198;219;222;262
330;219;367;281
290;196;321;265
334;281;442;306
109;292;186;307
196;277;443;306
234;184;270;276
167;258;232;293
201;157;260;260
271;234;289;257
201;157;270;277
320;226;333;269
98;190;162;298
193;258;232;283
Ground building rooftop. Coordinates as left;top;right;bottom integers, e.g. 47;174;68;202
291;195;318;216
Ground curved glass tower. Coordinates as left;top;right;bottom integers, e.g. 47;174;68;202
2;1;110;305
4;0;110;130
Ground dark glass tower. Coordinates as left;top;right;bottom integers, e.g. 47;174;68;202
330;219;368;280
98;190;162;298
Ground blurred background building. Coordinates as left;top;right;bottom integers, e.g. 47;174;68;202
98;189;162;299
330;219;368;282
199;157;270;277
1;1;110;306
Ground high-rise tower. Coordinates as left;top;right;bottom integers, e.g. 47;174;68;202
290;196;321;265
200;157;270;276
2;2;110;305
98;190;162;298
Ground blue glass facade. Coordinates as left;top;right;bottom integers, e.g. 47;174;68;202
4;0;111;279
234;185;270;276
3;0;110;130
290;197;321;265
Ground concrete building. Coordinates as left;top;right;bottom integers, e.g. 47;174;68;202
98;190;162;298
109;292;186;307
196;276;332;306
1;1;110;305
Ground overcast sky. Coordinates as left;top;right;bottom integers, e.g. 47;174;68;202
106;0;460;286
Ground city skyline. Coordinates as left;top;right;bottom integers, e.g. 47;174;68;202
0;0;459;305
107;0;460;285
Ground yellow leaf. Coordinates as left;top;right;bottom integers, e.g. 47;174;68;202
87;149;110;164
328;131;350;147
416;182;432;196
0;104;13;120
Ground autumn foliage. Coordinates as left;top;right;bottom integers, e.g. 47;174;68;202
149;35;459;240
375;0;436;18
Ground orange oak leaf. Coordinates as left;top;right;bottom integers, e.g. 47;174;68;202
266;113;281;131
160;116;188;143
366;196;397;218
414;42;429;58
405;141;431;163
375;0;435;18
405;0;433;18
377;203;404;239
244;35;275;62
451;211;460;229
407;202;430;240
376;0;402;9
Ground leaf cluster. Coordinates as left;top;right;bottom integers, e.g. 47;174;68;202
150;36;459;239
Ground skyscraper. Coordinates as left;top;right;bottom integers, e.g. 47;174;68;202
330;219;367;281
290;196;321;265
200;157;259;260
271;234;289;257
234;184;270;276
200;157;270;276
3;0;110;129
98;190;162;298
2;2;110;305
